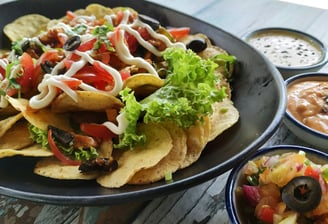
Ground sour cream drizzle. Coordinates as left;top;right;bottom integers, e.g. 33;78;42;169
3;8;188;135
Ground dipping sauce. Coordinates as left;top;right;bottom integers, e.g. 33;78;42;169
247;30;323;67
287;80;328;134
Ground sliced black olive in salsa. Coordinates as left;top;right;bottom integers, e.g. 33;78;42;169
281;176;322;213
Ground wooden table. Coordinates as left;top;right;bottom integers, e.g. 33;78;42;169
1;0;328;223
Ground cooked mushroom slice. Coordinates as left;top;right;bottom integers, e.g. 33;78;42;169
281;176;322;213
48;125;74;146
79;157;118;173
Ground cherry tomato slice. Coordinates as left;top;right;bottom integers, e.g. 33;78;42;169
167;27;190;39
80;123;116;139
48;129;81;166
17;52;35;94
257;206;275;223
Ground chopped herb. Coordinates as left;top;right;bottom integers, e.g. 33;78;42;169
92;23;115;52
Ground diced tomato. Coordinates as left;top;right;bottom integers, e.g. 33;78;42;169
17;52;35;94
257;205;275;223
0;66;5;77
47;129;81;166
37;50;63;67
304;166;320;180
93;61;114;83
138;27;151;40
66;10;76;20
167;27;190;39
115;10;124;25
62;79;82;90
77;38;97;52
99;52;110;64
72;63;114;90
6;88;18;97
80;123;116;139
119;69;131;81
32;50;64;91
125;32;138;53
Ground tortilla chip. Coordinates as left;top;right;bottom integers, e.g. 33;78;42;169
0;112;23;138
0;144;53;158
97;122;172;188
208;99;239;142
0;120;33;150
123;73;164;98
85;4;114;19
51;91;123;113
4;14;50;41
128;121;187;184
180;116;210;169
34;157;99;180
7;97;71;131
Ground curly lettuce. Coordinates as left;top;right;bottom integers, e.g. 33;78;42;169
115;47;228;149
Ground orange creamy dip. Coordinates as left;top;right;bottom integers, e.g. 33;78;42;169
247;30;322;67
287;80;328;134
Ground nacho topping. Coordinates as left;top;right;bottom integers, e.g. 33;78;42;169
0;4;239;188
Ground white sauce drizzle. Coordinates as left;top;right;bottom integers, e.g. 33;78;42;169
102;111;128;135
3;8;188;134
112;29;159;76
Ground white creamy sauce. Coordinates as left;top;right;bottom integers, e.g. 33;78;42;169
2;9;188;135
247;31;323;67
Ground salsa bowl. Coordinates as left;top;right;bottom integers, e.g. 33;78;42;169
226;145;328;224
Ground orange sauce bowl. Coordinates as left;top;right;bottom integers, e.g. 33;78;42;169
284;72;328;149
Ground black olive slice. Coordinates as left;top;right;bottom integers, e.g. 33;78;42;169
138;14;160;30
21;40;31;52
63;35;81;51
186;38;207;53
281;176;322;213
40;60;53;74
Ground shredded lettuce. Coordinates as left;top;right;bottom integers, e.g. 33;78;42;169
115;47;228;149
29;124;49;148
114;88;146;149
28;124;98;161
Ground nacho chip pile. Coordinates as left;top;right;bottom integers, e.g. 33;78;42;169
0;4;239;188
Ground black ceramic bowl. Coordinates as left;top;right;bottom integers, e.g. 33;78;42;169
226;145;328;224
244;27;328;79
0;0;286;205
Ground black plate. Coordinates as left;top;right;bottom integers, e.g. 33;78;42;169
0;0;286;205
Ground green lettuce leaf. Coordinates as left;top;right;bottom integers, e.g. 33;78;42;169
115;47;228;148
